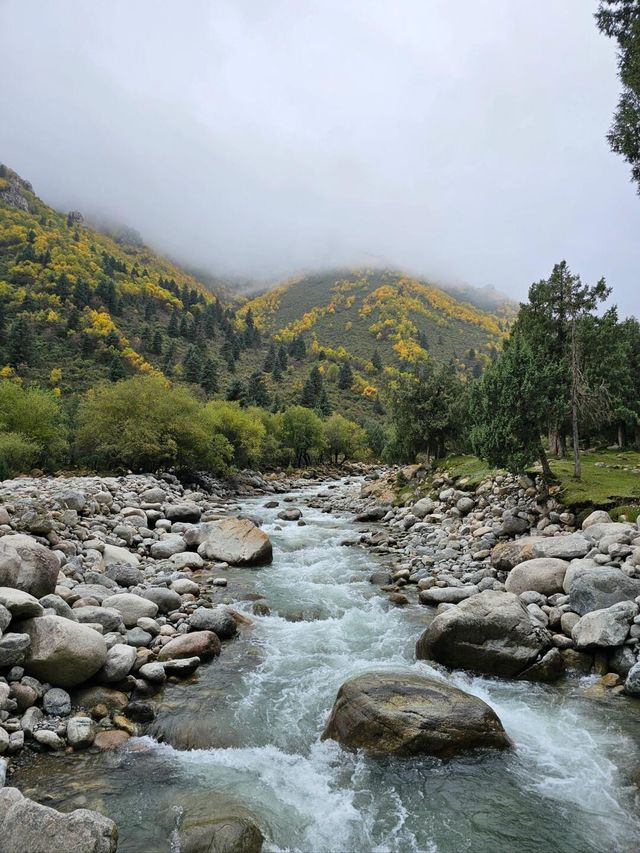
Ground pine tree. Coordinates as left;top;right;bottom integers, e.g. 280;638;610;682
183;346;204;383
338;360;354;390
263;341;276;371
276;344;288;372
167;309;179;337
247;370;271;407
200;357;220;395
8;317;31;367
141;326;153;352
372;349;382;371
151;330;163;355
162;341;176;376
226;379;247;404
109;354;126;381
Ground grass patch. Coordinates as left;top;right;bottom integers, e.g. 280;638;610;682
548;449;640;508
440;454;500;489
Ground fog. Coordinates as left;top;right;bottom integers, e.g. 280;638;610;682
1;0;638;314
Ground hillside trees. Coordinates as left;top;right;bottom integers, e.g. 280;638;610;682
0;381;68;474
596;1;640;192
384;361;464;462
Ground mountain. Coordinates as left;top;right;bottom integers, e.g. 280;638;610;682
239;268;512;372
0;166;513;421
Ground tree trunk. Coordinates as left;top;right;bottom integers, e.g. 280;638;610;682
570;316;581;479
618;422;626;448
558;432;567;458
548;428;558;457
539;447;552;480
635;422;640;450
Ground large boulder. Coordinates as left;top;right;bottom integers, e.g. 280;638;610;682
412;497;435;518
20;615;107;687
567;568;640;615
0;534;59;598
96;643;137;683
581;510;612;529
505;558;568;596
581;521;636;542
416;590;551;678
189;606;238;639
197;518;272;566
0;587;43;618
164;503;201;523
179;815;263;853
491;534;590;570
0;787;117;853
102;593;158;627
158;631;221;661
321;672;511;757
571;601;637;649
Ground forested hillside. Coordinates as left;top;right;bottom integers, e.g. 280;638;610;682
0;167;516;426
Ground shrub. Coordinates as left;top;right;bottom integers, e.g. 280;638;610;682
0;432;40;479
0;381;68;469
201;401;266;469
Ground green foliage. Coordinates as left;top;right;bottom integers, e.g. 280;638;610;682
470;333;561;473
75;375;232;473
0;431;40;478
596;1;640;192
0;381;68;469
383;361;464;462
276;405;325;466
323;413;369;464
201;400;266;468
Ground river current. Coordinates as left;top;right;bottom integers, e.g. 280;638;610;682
12;480;640;852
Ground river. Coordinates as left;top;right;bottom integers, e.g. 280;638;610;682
11;479;640;852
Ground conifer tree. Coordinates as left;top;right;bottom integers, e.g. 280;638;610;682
338;360;354;390
200;357;220;395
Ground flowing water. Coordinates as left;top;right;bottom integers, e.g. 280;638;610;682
12;480;640;852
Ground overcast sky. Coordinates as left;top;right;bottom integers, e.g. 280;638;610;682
1;0;638;314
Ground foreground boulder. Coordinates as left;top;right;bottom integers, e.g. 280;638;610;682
197;518;273;566
179;814;263;853
0;787;117;853
416;590;551;678
158;630;221;661
0;534;59;598
20;615;108;687
504;558;568;596
321;672;511;757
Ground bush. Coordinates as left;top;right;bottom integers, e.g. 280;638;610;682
275;406;325;467
323;413;369;464
0;381;68;469
75;375;232;473
201;401;266;468
0;432;40;479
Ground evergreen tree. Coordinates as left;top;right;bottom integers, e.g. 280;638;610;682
200;357;220;395
288;335;306;360
141;325;153;352
246;370;271;407
109;354;127;381
74;279;92;308
167;309;179;337
183;345;204;383
596;1;640;192
263;341;276;371
276;343;288;372
105;330;120;349
226;378;247;405
162;341;176;376
338;360;354;390
151;330;163;355
8;318;31;367
372;349;382;371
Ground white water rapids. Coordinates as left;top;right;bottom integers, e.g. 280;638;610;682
14;480;640;852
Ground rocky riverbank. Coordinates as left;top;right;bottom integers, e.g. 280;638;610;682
0;462;639;851
317;465;640;694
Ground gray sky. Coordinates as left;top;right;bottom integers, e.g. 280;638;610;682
1;0;638;315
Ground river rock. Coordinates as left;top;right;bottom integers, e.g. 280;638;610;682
624;662;640;695
412;497;435;518
277;508;302;521
42;687;72;716
491;537;546;570
505;558;568;596
419;586;479;604
158;631;221;661
571;601;637;648
532;533;591;561
179;814;264;853
567;568;640;616
416;590;550;678
0;534;59;598
72;686;128;714
20;615;107;687
74;606;124;633
102;593;158;627
141;587;182;614
0;633;31;667
321;672;511;756
0;587;43;618
67;716;97;749
0;787;117;853
197;518;273;566
150;536;187;559
165;503;201;523
189;606;238;639
105;564;143;588
101;544;139;569
581;522;637;542
97;643;137;682
582;510;612;529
